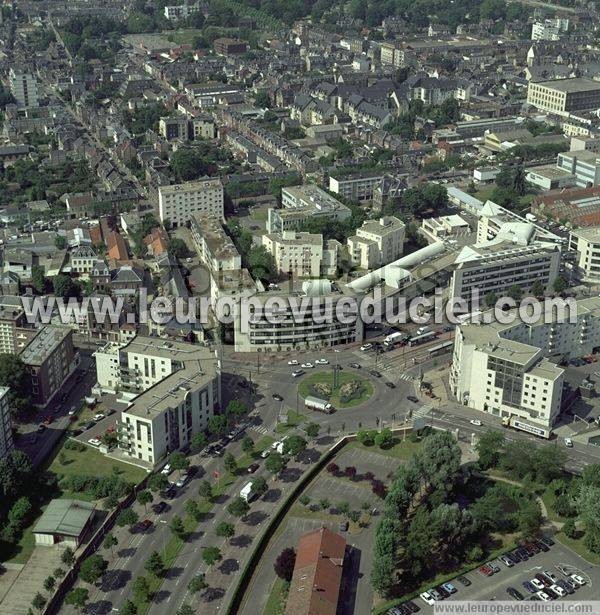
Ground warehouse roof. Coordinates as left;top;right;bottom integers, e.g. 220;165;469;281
33;499;95;537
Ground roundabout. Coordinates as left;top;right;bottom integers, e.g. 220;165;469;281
297;370;374;409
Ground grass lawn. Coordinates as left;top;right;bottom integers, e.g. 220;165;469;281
556;529;600;566
263;578;289;615
249;207;268;222
298;372;373;409
164;28;205;45
275;410;307;434
349;436;423;461
474;186;495;202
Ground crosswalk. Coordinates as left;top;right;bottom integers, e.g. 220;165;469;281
397;373;414;381
250;424;269;435
412;404;433;419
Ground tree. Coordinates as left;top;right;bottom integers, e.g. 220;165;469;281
32;593;47;611
55;235;67;250
190;432;207;453
137;489;153;512
299;494;311;507
170;515;186;539
283;435;307;458
171;148;210;182
553;276;567;294
274;547;296;581
61;547;75;566
8;496;32;525
563;518;577;539
265;452;286;475
53;273;77;299
208;414;227;436
241;436;254;454
579;485;600;554
145;551;164;577
223;452;237;474
53;568;65;579
148;473;169;493
356;430;376;446
305;423;319;439
132;576;151;603
65;588;89;611
254;91;271;108
198;479;213;500
225;399;247;423
531;280;544;297
338;501;351;517
119;600;137;615
227;496;250;518
202;546;222;567
167;238;189;259
43;576;55;592
247;245;276;281
116;508;139;528
485;291;497;308
374;428;393;449
0;355;32;419
517;500;543;538
184;499;200;521
507;285;523;302
79;554;107;584
475;430;505;469
169;451;190;476
177;605;195;615
216;521;235;539
31;265;45;293
103;532;118;555
326;462;340;475
252;476;268;497
188;573;208;594
319;498;331;510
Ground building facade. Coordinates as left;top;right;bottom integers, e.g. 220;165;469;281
0;387;13;462
262;231;324;278
557;150;600;187
189;214;241;273
527;78;600;115
157;178;224;227
570;227;600;283
328;173;383;202
9;69;39;108
347;216;405;269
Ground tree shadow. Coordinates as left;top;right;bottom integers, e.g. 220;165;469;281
262;488;281;503
203;587;225;602
152;590;171;604
244;510;268;526
338;545;361;615
297;448;321;464
117;547;136;558
99;569;131;592
230;534;253;548
85;600;113;615
218;558;240;575
163;566;184;580
279;467;302;483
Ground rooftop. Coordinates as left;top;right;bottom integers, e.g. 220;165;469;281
158;177;223;194
33;499;95;537
532;77;600;93
20;326;71;366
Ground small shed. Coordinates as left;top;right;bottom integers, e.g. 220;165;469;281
33;499;96;548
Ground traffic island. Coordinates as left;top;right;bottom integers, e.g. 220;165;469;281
298;372;374;409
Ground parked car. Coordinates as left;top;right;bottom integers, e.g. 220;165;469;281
260;449;271;458
470;419;482;426
68;406;77;416
456;576;471;586
88;438;101;447
536;591;551;602
550;584;566;598
441;583;456;594
556;579;575;595
419;592;435;606
288;360;299;365
564;438;573;447
535;540;549;552
487;561;500;573
94;413;105;421
315;359;329;365
153;501;167;514
385;381;396;389
500;554;514;567
429;588;444;601
531;579;545;591
369;369;382;378
291;370;305;378
543;570;558;583
272;393;283;401
535;573;551;587
161;464;172;475
522;581;537;594
139;519;153;532
349;362;362;369
506;587;524;600
175;474;189;488
435;586;449;599
407;395;419;403
478;565;494;576
301;363;314;369
539;536;554;548
570;574;586;586
360;343;372;351
163;485;176;499
247;463;259;474
403;600;420;613
338;520;349;532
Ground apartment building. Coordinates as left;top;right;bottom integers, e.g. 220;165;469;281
70;245;97;274
189;214;241;273
191;115;216;139
570;226;600;283
263;231;322;278
9;69;39;108
347;217;405;270
0;387;13;462
213;38;248;56
0;296;37;354
451;296;600;432
421;214;470;241
267;185;351;234
159;116;189;141
328;173;383;202
556;150;600;187
449;242;561;302
163;2;201;20
527;78;600;115
531;18;568;41
20;326;77;406
157;178;224;227
95;336;220;465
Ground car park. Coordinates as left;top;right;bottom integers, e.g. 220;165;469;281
456;576;471;586
88;438;101;447
419;592;435;606
442;583;456;594
522;581;537;593
507;587;524;600
272;393;283;401
315;358;329;365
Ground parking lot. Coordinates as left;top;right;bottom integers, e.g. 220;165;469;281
400;538;599;614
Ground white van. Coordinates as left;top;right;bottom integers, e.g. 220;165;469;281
564;437;573;448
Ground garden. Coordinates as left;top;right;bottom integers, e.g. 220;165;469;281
298;372;373;408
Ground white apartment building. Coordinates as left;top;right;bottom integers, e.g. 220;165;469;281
157;178;224;228
531;18;568;41
189;214;241;273
164;2;201;20
0;387;13;461
95;336;220;465
421;214;470;241
263;231;336;278
557;150;600;187
9;69;39;108
451;296;600;432
328;173;383;202
70;245;97;275
449;242;561;302
347;217;405;270
570;226;600;283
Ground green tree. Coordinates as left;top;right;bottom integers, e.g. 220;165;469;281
265;451;286;475
507;285;523;302
116;508;139;528
31;265;45;293
208;414;227;436
103;532;118;556
64;588;89;611
170;515;186;539
43;576;55;592
274;547;296;581
475;430;505;469
167;238;189;259
283;435;307;458
184;499;200;520
148;473;169;493
53;273;77;298
79;554;107;584
55;235;67;250
227;496;250;518
198;479;213;500
32;593;46;611
299;494;311;507
188;573;208;594
531;280;544;297
553;276;567;294
374;428;393;449
356;430;376;446
579;485;600;554
169;451;190;477
0;354;32;418
137;489;153;512
305;423;320;439
252;476;268;497
202;546;222;567
145;551;164;577
563;518;577;539
517;500;543;538
190;432;207;453
485;291;497;308
215;521;235;539
61;547;75;566
119;600;137;615
247;245;276;281
223;452;237;474
254;91;271;108
177;605;195;615
132;576;151;603
241;436;254;454
225;399;247;423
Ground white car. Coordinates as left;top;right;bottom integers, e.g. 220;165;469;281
260;449;270;458
288;359;299;365
470;419;482;426
68;406;77;415
564;437;573;447
301;362;314;369
291;370;305;378
550;584;566;597
419;592;435;606
570;574;586;586
94;413;105;421
360;343;372;351
315;359;329;365
161;463;172;475
175;474;188;488
543;571;558;583
531;579;545;591
88;438;101;447
537;591;551;602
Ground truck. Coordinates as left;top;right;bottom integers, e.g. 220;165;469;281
501;416;550;439
240;481;257;503
525;213;537;222
383;331;405;347
304;396;334;414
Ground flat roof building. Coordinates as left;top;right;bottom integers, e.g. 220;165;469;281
347;216;405;270
33;499;95;548
158;178;224;228
527;78;600;115
190;214;241;273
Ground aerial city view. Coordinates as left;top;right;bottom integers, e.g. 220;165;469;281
3;0;600;614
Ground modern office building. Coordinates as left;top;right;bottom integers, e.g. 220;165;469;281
328;173;383;202
527;78;600;115
20;326;77;406
347;216;405;270
569;226;600;283
95;336;220;465
449;241;561;302
267;185;350;233
190;214;241;273
556;150;600;187
157;178;224;227
9;69;39;108
0;387;13;462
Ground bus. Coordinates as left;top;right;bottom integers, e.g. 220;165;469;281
427;340;454;356
408;331;436;346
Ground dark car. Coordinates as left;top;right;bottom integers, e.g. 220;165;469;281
509;550;523;563
349;362;361;369
37;424;46;433
163;485;176;499
535;540;549;552
247;463;259;474
385;381;396;389
85;420;97;430
187;465;198;477
456;576;471;587
407;395;419;403
522;581;537;594
524;543;539;556
539;536;554;547
139;519;153;532
515;547;529;560
556;579;574;595
435;586;449;599
153;501;168;514
544;587;558;600
272;393;283;401
507;587;524;601
369;370;382;378
404;601;420;613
